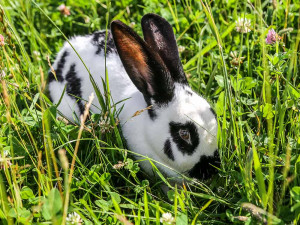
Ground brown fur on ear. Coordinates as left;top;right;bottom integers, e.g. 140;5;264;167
111;20;175;104
112;26;150;88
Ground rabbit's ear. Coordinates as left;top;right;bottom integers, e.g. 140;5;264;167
111;20;174;104
141;13;187;84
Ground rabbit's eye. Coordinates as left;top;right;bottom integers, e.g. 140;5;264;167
179;129;191;143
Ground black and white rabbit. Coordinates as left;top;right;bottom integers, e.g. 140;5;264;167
48;13;220;181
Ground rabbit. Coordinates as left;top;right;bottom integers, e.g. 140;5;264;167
48;13;220;182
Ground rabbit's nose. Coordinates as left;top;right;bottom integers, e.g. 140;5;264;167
188;150;220;180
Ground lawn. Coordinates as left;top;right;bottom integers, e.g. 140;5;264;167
0;0;299;224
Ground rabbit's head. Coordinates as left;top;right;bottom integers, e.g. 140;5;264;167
111;14;220;180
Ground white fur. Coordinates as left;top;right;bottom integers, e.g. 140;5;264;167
49;32;218;181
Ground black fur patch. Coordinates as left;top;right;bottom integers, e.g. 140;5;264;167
169;121;199;155
210;108;217;120
188;150;220;180
91;31;117;55
186;90;193;96
147;108;156;119
150;70;175;105
65;64;85;114
164;139;174;161
48;51;69;83
144;96;156;119
141;14;188;85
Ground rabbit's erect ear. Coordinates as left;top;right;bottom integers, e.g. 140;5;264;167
111;20;174;104
141;13;187;85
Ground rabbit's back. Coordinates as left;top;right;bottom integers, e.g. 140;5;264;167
48;31;138;121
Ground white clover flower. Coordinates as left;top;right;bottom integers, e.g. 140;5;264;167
235;17;251;33
130;22;136;28
0;150;12;169
160;212;175;224
178;45;185;53
113;161;127;170
66;212;83;225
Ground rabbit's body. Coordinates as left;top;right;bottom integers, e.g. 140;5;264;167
48;31;138;120
49;14;220;181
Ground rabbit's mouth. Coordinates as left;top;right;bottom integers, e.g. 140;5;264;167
188;150;220;180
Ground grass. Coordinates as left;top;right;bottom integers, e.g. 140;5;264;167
0;0;299;224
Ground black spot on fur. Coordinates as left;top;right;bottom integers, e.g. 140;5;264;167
144;95;157;119
169;121;199;155
164;139;174;161
189;150;220;180
210;108;217;120
150;70;175;105
186;90;193;96
48;51;69;83
65;64;85;114
147;108;156;119
91;31;117;55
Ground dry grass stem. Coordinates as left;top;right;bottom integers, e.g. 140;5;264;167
131;105;153;118
241;203;279;224
62;92;94;225
114;214;133;225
